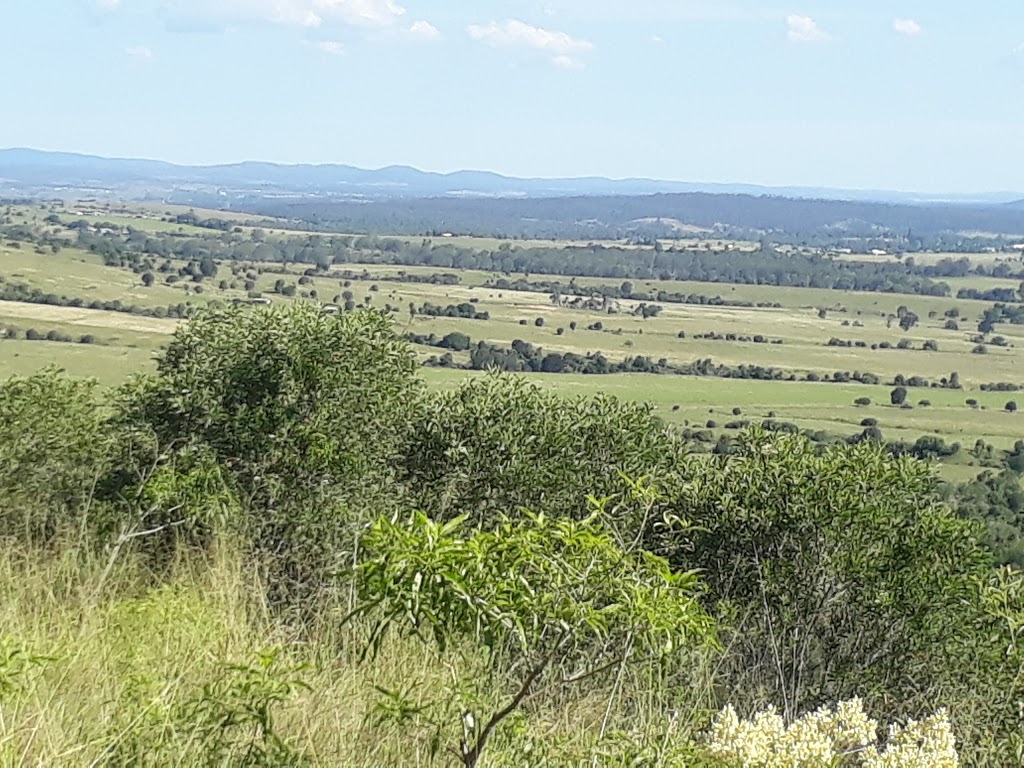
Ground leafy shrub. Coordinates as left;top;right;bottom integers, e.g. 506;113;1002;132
0;370;113;541
108;646;309;767
401;373;683;536
355;505;714;768
121;305;421;600
668;430;994;721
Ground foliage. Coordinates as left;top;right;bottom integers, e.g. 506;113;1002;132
119;304;422;597
400;372;684;536
0;368;113;541
952;466;1024;568
106;647;310;767
353;504;714;767
669;429;993;720
0;636;49;700
3;303;1024;762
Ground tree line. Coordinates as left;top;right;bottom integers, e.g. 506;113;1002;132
9;219;960;297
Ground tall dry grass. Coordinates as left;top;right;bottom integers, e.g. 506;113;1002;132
0;538;709;767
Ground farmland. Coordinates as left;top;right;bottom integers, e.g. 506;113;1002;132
4;200;1024;480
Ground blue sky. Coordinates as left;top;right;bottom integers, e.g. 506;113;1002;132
4;1;1023;193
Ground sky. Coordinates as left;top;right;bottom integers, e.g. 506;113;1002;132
3;0;1024;194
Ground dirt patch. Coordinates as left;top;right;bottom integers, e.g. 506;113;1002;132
0;301;178;334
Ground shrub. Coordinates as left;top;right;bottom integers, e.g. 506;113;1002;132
671;430;995;720
400;374;683;535
0;370;114;541
355;506;713;768
439;331;471;352
121;305;421;599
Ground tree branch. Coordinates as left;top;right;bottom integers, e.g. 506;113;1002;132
461;632;568;768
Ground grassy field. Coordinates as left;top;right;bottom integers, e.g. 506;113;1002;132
422;369;1023;449
0;340;153;386
5;202;1024;481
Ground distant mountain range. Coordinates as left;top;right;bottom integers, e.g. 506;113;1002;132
1;148;1021;206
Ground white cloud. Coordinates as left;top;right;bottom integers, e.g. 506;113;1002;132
651;34;665;44
311;40;345;54
162;0;407;29
467;18;593;68
786;14;829;43
96;0;122;9
125;45;154;60
893;18;922;37
1013;42;1024;56
407;19;440;41
467;19;592;54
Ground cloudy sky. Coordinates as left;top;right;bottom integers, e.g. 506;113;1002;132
4;0;1023;193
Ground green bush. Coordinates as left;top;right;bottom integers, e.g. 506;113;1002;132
119;305;421;599
0;369;113;541
667;430;994;723
355;505;714;767
400;372;684;536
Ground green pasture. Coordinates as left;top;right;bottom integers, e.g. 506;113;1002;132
0;340;153;387
4;208;1024;470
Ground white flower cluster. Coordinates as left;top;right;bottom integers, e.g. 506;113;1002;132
704;698;958;767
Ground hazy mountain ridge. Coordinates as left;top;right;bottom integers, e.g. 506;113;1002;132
2;148;1021;205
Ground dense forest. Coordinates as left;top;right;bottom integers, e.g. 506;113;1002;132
0;304;1022;765
245;193;1024;244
